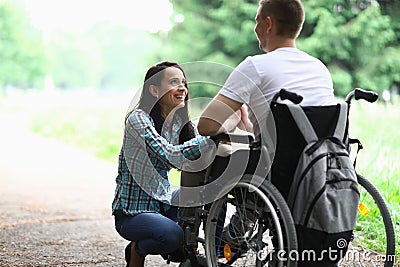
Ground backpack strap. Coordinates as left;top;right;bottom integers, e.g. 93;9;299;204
333;102;348;141
286;104;318;143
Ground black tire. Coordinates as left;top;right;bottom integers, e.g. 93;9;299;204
205;175;297;267
342;174;396;267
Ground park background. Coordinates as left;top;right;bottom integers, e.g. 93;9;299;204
0;0;399;264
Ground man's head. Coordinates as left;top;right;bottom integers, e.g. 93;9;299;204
254;0;305;52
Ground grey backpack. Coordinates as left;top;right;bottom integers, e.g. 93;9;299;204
286;103;360;266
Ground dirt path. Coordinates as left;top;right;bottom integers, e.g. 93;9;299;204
0;114;175;266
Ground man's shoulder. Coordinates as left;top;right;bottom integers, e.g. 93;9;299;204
262;48;326;67
244;49;310;63
245;53;268;62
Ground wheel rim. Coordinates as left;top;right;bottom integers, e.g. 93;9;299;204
205;182;285;266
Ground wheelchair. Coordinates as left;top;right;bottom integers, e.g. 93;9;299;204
171;88;395;267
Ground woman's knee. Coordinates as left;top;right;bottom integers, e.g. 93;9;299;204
162;223;184;247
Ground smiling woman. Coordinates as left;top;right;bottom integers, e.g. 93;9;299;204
23;0;173;33
111;61;209;266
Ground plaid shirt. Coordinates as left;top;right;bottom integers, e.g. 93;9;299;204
112;109;208;216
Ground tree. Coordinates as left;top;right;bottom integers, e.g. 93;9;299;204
0;1;46;89
298;0;400;95
167;0;261;64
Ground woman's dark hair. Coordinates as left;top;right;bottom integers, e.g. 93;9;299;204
128;61;196;144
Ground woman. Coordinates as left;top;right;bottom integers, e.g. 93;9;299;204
112;61;208;267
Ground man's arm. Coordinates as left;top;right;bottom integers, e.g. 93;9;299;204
197;94;243;136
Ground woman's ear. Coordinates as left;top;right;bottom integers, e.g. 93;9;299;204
149;85;159;98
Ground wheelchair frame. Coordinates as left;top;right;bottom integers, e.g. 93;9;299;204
166;88;395;267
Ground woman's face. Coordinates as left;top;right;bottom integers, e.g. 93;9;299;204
154;67;188;116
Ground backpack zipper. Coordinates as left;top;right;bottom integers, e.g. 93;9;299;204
290;152;349;208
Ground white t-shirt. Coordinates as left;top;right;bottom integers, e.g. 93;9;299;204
219;47;336;138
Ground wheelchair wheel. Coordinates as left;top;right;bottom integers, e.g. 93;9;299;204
342;174;396;267
205;174;297;267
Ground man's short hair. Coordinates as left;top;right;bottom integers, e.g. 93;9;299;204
259;0;305;38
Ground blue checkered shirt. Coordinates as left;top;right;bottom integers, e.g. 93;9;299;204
112;109;208;216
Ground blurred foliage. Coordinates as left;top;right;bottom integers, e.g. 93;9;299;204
298;0;400;96
0;1;46;89
43;24;161;90
1;0;399;97
87;24;158;90
45;31;104;89
0;1;159;91
164;0;259;64
46;24;159;90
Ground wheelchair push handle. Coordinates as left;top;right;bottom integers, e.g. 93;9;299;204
272;89;303;104
345;88;379;104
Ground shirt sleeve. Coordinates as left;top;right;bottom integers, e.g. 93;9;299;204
127;110;209;169
219;56;261;104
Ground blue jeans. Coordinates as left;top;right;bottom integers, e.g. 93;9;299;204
114;191;184;256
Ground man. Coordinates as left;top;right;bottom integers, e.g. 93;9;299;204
198;0;335;137
197;1;339;266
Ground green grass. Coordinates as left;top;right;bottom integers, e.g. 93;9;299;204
0;90;129;162
348;101;400;213
347;101;400;257
1;90;399;257
29;102;125;162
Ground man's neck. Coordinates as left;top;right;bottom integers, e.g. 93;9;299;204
266;38;296;52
